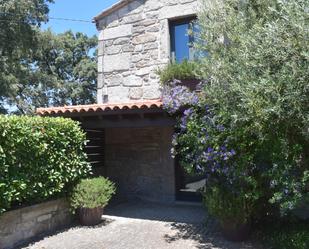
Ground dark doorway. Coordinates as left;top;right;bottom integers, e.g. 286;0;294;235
175;156;205;202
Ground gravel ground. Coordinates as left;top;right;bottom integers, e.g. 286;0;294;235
20;201;263;249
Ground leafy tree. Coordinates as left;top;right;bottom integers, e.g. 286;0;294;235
196;0;308;214
7;30;97;114
0;1;97;114
163;0;309;223
0;0;53;112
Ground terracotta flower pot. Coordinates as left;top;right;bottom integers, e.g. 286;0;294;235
78;207;103;226
178;79;201;91
220;220;251;241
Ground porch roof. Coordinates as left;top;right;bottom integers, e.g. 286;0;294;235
36;100;163;116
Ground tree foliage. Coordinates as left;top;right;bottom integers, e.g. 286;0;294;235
0;0;97;114
8;30;97;114
0;0;53;111
164;0;309;222
196;0;309;214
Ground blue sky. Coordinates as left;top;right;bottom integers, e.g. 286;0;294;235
43;0;118;36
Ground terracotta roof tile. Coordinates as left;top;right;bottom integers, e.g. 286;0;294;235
36;100;163;116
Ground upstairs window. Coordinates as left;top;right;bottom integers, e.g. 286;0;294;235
170;17;200;63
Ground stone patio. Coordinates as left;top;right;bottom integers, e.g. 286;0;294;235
20;201;263;249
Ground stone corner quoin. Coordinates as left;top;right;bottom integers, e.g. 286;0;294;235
96;0;199;104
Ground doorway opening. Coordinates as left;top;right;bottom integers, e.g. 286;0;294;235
175;156;205;202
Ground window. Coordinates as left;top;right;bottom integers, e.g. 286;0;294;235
170;17;200;63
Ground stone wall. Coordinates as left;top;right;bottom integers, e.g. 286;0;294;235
96;0;199;103
103;126;175;202
0;199;73;249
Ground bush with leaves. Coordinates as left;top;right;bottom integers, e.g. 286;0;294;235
0;115;92;214
255;218;309;249
167;102;261;224
165;0;309;223
70;177;116;211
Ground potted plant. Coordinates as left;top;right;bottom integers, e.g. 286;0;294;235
157;60;201;91
70;177;116;226
203;186;255;241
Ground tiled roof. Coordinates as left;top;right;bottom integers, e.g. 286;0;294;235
36;100;163;116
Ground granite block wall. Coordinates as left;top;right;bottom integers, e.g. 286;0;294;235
96;0;199;103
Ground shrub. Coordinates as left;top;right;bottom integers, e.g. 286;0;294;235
203;185;257;226
164;0;309;226
255;219;309;249
195;0;309;215
0;115;92;214
70;177;115;210
167;103;261;224
157;60;199;84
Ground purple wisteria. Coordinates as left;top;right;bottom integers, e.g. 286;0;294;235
162;80;199;114
173;109;235;168
162;79;241;191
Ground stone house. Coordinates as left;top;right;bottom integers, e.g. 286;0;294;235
37;0;203;203
95;0;199;104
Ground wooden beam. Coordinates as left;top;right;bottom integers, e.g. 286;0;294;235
81;116;175;129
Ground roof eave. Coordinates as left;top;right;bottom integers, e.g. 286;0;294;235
36;100;163;116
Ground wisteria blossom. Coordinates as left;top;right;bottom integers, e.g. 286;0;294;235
162;80;199;114
162;79;240;190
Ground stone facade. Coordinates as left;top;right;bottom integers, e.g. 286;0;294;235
96;0;199;103
0;199;73;249
102;127;175;202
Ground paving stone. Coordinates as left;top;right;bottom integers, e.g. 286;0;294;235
22;201;263;249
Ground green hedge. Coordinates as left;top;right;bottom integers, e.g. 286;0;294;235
0;115;92;214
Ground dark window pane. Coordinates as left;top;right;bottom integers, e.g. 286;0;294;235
170;18;206;63
171;22;190;63
191;23;208;60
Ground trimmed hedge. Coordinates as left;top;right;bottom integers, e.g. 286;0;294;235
0;115;92;214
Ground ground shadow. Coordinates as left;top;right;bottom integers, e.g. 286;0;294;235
105;200;262;249
164;219;263;249
16;201;263;249
104;199;206;223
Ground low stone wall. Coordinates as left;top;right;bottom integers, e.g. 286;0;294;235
0;198;73;249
